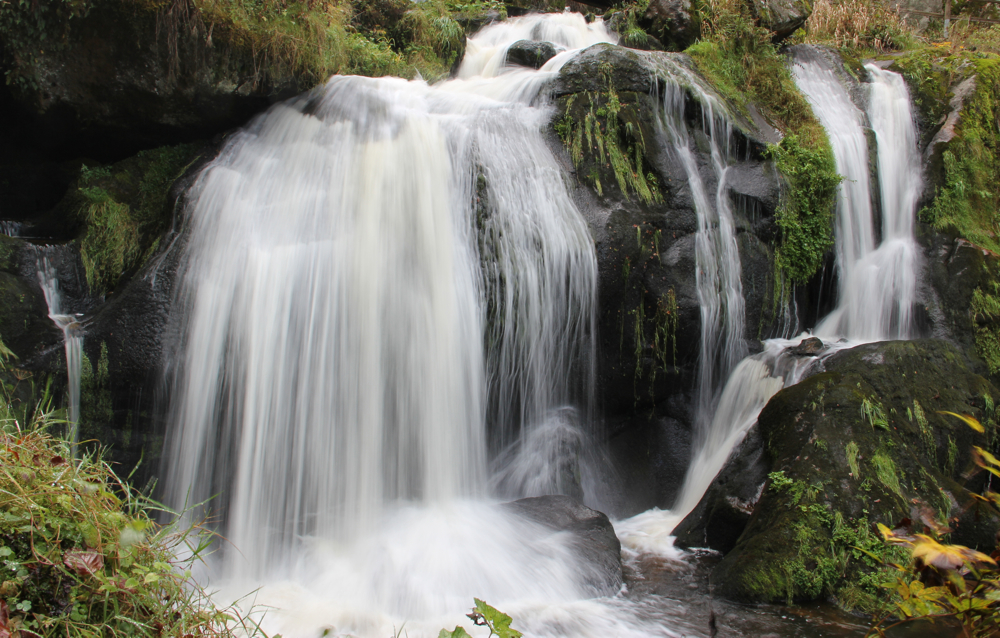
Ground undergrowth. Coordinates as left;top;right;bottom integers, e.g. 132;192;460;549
0;336;242;637
803;0;915;53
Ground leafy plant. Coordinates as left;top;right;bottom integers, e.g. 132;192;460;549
439;599;523;638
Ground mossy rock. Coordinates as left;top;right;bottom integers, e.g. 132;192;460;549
714;339;1000;609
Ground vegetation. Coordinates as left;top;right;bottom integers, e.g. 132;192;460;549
439;599;523;638
686;0;840;283
0;0;489;89
803;0;913;52
0;335;241;637
74;144;201;294
866;413;1000;637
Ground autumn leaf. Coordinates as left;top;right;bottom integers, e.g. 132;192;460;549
938;411;985;433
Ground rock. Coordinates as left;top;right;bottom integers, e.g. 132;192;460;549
640;0;699;51
750;0;811;42
503;495;623;596
505;40;559;69
673;424;769;552
713;339;1000;604
2;0;304;159
789;336;824;356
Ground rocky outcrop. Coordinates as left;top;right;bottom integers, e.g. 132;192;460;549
504;495;623;596
640;0;699;51
505;40;559;69
0;0;305;159
711;340;1000;605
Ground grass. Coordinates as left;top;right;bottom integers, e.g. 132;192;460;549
802;0;915;53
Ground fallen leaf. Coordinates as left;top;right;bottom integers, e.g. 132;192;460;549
64;550;104;576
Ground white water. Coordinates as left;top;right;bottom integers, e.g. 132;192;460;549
655;67;747;426
36;255;83;454
619;57;923;556
161;14;686;638
799;57;922;341
0;221;21;237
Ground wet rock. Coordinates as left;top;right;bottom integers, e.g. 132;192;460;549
713;339;1000;604
673;424;768;552
789;336;824;356
503;495;623;596
505;40;559;69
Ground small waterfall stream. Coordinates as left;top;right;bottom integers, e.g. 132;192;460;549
36;254;83;454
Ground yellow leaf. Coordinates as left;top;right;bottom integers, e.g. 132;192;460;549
938;411;984;433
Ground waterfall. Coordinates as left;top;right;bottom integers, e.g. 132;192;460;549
656;66;747;426
619;55;923;554
36;255;83;454
795;54;921;341
162;13;637;635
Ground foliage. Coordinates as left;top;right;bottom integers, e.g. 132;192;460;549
972;282;1000;375
0;384;237;635
687;0;840;284
0;0;96;89
865;413;1000;636
803;0;915;53
916;57;1000;254
765;134;840;283
74;144;200;294
439;599;523;638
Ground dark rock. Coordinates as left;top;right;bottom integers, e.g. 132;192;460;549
3;0;304;160
789;336;824;356
603;12;665;51
673;424;768;552
640;0;699;51
713;339;1000;604
751;0;812;42
505;40;559;70
503;495;623;596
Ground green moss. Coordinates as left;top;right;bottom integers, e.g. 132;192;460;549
74;144;201;294
556;65;663;205
871;450;903;498
846;440;860;478
766;135;840;283
916;57;1000;252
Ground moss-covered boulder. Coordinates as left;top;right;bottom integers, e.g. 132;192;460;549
714;339;1000;610
750;0;811;42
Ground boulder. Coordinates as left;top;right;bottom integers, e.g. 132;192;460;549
503;495;623;596
672;424;768;552
505;40;559;69
750;0;811;42
712;339;1000;605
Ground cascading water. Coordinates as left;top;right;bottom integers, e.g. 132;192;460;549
619;54;924;554
797;54;922;341
162;14;687;638
36;254;83;453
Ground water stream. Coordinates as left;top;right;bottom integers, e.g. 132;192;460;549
36;254;83;454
